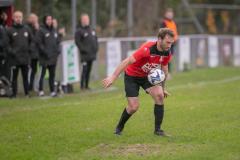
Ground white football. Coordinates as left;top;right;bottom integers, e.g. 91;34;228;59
147;68;165;85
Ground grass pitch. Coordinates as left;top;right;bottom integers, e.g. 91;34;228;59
0;67;239;160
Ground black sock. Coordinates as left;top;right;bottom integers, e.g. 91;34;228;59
154;104;164;131
116;108;132;129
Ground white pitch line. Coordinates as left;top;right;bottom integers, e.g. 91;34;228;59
49;76;240;107
0;76;239;116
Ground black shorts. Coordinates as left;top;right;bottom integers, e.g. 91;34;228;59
124;73;154;97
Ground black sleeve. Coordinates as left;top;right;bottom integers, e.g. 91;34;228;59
26;27;33;55
0;27;4;48
6;27;16;57
74;29;86;53
30;30;38;55
3;28;9;54
0;27;9;58
37;29;47;57
95;34;99;53
74;30;81;48
57;32;62;55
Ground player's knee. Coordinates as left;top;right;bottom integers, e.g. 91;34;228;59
154;93;164;103
128;101;139;113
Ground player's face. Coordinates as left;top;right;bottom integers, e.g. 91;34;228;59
160;35;174;51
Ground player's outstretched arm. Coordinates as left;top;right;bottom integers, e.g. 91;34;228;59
102;56;136;88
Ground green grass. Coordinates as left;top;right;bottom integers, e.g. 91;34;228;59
0;67;240;160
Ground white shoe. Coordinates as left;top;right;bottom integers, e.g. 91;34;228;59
38;91;45;97
50;92;57;97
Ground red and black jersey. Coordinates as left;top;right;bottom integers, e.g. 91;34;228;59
125;41;172;77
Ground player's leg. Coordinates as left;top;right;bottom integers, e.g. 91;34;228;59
115;97;140;135
29;59;38;91
48;64;57;97
146;85;167;136
126;97;140;114
20;65;29;96
80;61;87;90
85;60;93;89
10;66;19;98
147;85;164;104
114;74;140;135
38;65;47;96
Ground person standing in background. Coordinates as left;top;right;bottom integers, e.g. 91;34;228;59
0;11;9;78
7;11;32;98
27;13;39;92
160;8;178;76
75;13;98;90
53;18;66;38
37;15;61;97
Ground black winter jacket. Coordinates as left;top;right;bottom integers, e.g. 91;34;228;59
7;23;32;66
37;25;61;66
27;23;39;60
74;25;98;62
0;25;8;58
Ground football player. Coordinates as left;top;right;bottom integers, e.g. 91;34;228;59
102;28;174;136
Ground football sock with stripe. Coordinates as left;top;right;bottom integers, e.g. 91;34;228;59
154;104;164;131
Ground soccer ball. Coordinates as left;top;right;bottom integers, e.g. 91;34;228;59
147;68;165;85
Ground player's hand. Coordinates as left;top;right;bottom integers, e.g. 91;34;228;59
163;90;171;98
102;75;116;88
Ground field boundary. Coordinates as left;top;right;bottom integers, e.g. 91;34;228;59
0;76;239;116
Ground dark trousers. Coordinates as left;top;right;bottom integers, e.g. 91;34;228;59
39;65;56;92
80;61;93;89
28;59;38;91
10;65;29;96
0;56;7;77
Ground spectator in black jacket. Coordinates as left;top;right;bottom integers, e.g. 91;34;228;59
37;15;61;97
75;13;98;90
7;11;32;98
27;13;39;91
0;11;9;78
53;18;66;37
